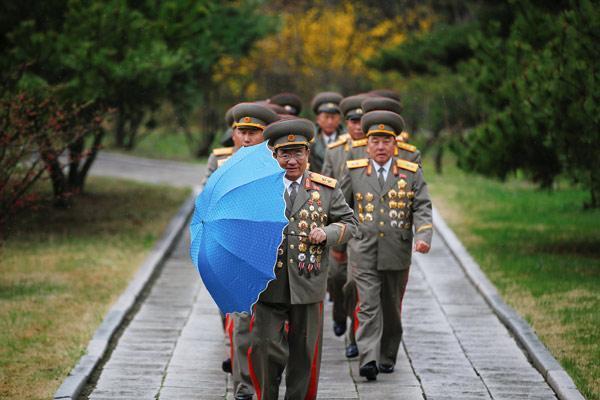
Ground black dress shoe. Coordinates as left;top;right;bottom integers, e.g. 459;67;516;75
333;321;347;336
359;361;378;381
235;396;253;400
345;343;359;358
221;358;232;374
379;363;395;373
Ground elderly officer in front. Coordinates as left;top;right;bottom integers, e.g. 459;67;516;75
247;117;358;400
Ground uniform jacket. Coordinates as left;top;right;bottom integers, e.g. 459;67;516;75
260;171;358;305
309;126;343;173
339;157;432;271
199;147;235;190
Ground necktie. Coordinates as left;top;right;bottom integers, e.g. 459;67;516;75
289;182;299;205
378;167;386;189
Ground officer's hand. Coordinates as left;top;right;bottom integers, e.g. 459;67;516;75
414;240;430;253
308;228;327;244
331;249;347;263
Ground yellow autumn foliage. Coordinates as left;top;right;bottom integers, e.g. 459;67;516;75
213;1;434;105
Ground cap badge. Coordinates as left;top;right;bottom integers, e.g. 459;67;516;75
288;134;296;141
356;109;363;114
325;102;335;108
243;117;251;122
378;124;385;129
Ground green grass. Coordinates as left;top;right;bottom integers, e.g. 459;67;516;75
425;156;600;399
106;129;209;163
0;177;189;400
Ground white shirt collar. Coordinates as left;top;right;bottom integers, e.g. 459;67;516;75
323;132;337;144
283;175;303;193
372;158;393;178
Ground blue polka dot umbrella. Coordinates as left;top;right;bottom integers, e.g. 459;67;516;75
190;143;287;314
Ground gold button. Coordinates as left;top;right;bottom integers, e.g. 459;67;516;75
290;231;295;235
379;232;385;237
276;261;283;268
290;217;295;222
289;258;294;263
290;244;295;249
380;209;385;214
380;197;384;202
379;221;385;227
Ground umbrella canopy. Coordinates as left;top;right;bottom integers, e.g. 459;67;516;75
190;143;287;314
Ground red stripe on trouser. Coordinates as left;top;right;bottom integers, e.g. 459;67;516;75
247;311;261;400
353;287;360;334
304;302;323;400
226;315;234;368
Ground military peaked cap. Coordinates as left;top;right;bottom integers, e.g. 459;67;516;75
340;94;369;120
311;91;343;114
263;118;315;150
362;96;403;114
368;89;401;102
361;110;405;137
269;92;303;115
231;102;280;130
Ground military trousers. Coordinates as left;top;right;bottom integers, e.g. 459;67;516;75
353;267;410;368
326;252;347;325
249;301;324;400
231;313;254;397
342;264;358;346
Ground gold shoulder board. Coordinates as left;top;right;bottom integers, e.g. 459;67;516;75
396;159;418;172
397;142;417;152
310;172;337;188
217;157;230;167
352;138;368;148
327;136;348;149
213;147;234;157
346;159;369;169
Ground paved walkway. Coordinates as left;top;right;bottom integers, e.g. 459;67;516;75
83;232;557;400
83;152;559;399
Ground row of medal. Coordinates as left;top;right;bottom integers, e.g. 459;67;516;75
294;192;326;277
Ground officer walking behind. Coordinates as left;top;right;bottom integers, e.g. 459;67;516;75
321;93;368;358
309;91;344;173
339;110;433;381
248;118;358;400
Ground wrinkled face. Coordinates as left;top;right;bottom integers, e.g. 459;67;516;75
346;118;364;140
234;127;264;147
275;146;309;181
316;112;341;135
367;135;396;165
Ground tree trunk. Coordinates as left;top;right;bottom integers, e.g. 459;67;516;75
125;113;143;150
70;129;105;194
115;107;126;148
587;168;599;209
434;145;444;174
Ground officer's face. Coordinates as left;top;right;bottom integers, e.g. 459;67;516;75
234;127;264;147
367;135;395;165
275;146;309;181
346;118;364;140
316;112;341;135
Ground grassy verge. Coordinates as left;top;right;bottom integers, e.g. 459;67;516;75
105;129;209;164
425;156;599;399
0;177;190;400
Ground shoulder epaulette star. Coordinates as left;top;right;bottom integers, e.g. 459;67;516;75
347;159;369;169
328;136;348;149
396;159;419;172
309;172;337;188
351;138;368;148
213;147;234;157
397;142;417;152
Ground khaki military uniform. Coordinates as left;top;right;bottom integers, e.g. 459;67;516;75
320;135;368;346
309;127;343;173
200;147;234;190
249;171;357;400
339;157;432;369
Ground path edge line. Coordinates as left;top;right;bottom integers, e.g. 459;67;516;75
53;188;199;400
432;207;585;400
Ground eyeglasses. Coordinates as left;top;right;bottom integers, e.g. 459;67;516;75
276;150;307;161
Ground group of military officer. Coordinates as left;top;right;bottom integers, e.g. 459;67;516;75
199;89;433;400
